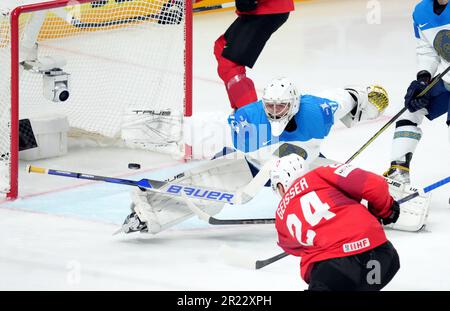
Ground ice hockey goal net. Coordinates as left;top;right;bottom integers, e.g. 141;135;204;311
0;0;192;199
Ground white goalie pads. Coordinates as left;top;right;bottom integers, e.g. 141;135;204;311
131;156;255;234
120;108;184;157
384;177;432;232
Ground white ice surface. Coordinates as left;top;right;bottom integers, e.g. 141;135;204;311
1;0;450;290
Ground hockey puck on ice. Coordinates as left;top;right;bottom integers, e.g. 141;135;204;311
128;163;141;170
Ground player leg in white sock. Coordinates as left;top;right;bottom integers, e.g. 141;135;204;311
383;109;427;184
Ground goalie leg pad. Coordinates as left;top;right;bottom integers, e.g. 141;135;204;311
131;157;255;234
132;189;224;234
384;177;431;232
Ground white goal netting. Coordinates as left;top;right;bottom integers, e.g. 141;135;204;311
0;0;190;196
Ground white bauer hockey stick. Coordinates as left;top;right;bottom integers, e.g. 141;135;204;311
26;162;272;206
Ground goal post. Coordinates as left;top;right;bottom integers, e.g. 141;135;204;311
0;0;192;199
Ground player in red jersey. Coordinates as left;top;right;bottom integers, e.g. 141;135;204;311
214;0;295;109
270;154;401;291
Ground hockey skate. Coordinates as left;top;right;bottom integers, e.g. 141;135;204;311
115;189;172;235
383;152;413;184
114;206;148;235
383;161;411;184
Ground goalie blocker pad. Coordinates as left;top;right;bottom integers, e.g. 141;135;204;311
384;177;431;232
120;108;184;158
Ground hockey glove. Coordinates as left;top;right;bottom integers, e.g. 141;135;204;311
404;71;432;113
235;0;258;12
381;200;400;226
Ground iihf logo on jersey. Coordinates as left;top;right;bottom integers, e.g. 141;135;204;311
343;238;371;253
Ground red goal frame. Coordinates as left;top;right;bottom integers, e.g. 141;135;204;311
7;0;192;199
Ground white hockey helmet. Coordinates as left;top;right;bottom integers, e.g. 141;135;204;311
262;77;300;137
270;154;307;198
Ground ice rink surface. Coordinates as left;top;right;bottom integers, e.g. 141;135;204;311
1;0;450;290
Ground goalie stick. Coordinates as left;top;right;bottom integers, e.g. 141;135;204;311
253;175;450;270
26;160;273;206
26;165;234;204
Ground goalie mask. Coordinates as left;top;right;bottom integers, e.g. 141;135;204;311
270;154;307;198
262;77;300;136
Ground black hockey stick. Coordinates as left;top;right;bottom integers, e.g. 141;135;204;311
181;192;277;225
193;2;234;13
255;252;289;269
209;217;275;225
345;65;450;164
254;175;450;270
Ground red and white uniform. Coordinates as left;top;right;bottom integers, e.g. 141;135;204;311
275;163;393;283
237;0;295;15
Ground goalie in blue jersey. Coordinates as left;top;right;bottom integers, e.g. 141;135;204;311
227;77;389;169
118;77;430;235
117;78;393;236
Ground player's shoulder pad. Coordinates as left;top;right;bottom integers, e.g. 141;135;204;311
315;163;358;178
298;94;335;135
412;0;433;25
233;100;265;122
300;94;337;113
332;163;358;178
237;100;263;113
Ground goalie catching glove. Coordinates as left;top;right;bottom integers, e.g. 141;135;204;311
340;85;389;128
